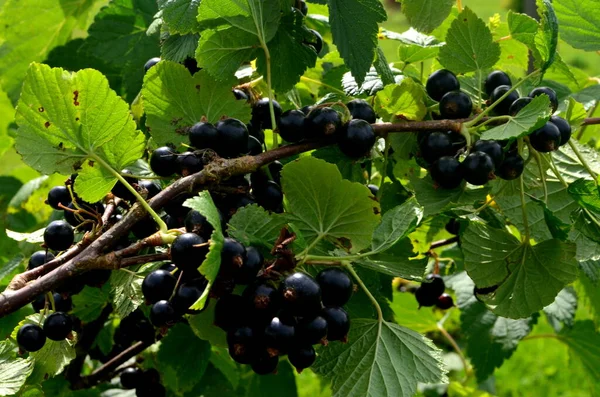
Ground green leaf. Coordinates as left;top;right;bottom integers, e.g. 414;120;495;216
438;7;501;74
0;340;34;396
553;141;600;183
342;67;403;97
245;360;298;397
553;0;600;52
188;300;228;348
568;178;600;214
327;0;387;85
15;64;146;202
162;34;200;63
480;95;552;140
160;0;201;34
401;0;453;34
374;47;396;86
356;238;427;279
371;198;423;253
559;320;600;382
390;290;439;333
397;29;444;64
462;221;579;319
312;146;367;182
157;323;211;393
227;204;286;251
184;192;225;310
109;268;143;319
535;0;559;72
142;61;251;147
281;157;380;253
508;11;538;45
374;79;427;122
71;285;109;323
312;319;447;397
544;287;577;330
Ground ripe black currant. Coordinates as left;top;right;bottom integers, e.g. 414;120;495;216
529;122;561;152
164;193;193;219
235;246;263;284
550;116;571;146
269;161;283;186
120;367;143;389
484;70;512;96
81;269;112;288
44;220;74;251
214;294;249;330
139;180;161;200
242;282;280;318
17;323;46;352
43;312;73;341
496;152;525;180
248;136;263;155
462;152;495;185
321;307;350;341
142;270;177;304
305;107;342;139
251;352;279;375
367;184;379;196
436;294;454;310
297;315;328;345
144;57;160;73
316;268;353;307
426;69;460;102
415;286;438;307
301;105;313;116
111;169;138;201
149;300;177;327
430;156;463;189
278;109;306;143
232;89;248;101
288;345;316;372
216;118;249;158
419;131;454;163
337;119;376;158
247;121;265;144
445;218;460;235
508;97;533;116
472;140;504;167
252;98;282;130
264;316;296;352
227;326;258;364
529;86;558;112
53;292;73;312
189;122;218;150
422;274;446;296
489;85;519;116
308;29;323;54
176;151;203;176
184;210;213;240
28;250;55;270
253;181;283;212
280;272;322;316
347;99;377;124
47;186;71;210
220;237;247;275
150;147;178;177
172;278;207;313
171;233;208;271
439;91;473;119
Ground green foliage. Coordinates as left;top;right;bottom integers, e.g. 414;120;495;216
401;0;453;34
553;0;600;52
480;95;552;140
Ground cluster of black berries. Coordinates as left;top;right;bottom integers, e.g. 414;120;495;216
120;367;166;397
216;269;353;375
16;311;73;353
414;274;453;309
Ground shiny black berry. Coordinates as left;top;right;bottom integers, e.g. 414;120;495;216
253;181;283;212
251;353;279;375
144;57;160;73
305;107;342;139
136;382;166;397
289;345;316;372
308;29;323;54
150;147;178;177
44;220;74;251
220;237;246;275
176;151;203;176
297;315;328;345
550;116;571;146
111;169;138;201
142;270;176;304
172;278;207;313
242;282;280;318
367;184;379;196
347;99;377;124
120;367;143;389
189;122;218;150
171;233;208;271
43;312;73;341
139;180;161;200
484;70;512;96
426;69;460;102
235;246;263;284
337;119;376;158
529;122;561;152
54;292;73;312
419;131;454;163
227;326;258;364
321;307;350;341
489;85;519;116
248;136;263;155
472;140;504;167
316;268;353;307
445;218;460;235
216;119;249;158
436;294;454;310
184;210;213;240
47;186;71;210
430;156;463;189
529;86;558;112
281;272;322;316
264;315;296;352
278;109;306;143
422;274;446;297
496;152;525;180
232;89;248;101
298;0;308;16
508;97;533;116
17;324;46;352
252;98;282;130
150;300;177;327
439;91;473;119
415;286;438;307
28;250;55;270
462;152;495;185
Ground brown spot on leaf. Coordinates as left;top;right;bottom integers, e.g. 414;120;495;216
38;107;44;112
73;90;80;106
336;237;352;250
171;117;183;126
44;121;51;128
75;117;80;121
58;142;64;150
88;160;95;167
373;206;380;215
195;85;200;90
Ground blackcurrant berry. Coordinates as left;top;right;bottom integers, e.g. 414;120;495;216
47;186;71;210
17;323;46;352
252;98;282;130
439;91;473;119
316;268;353;307
81;269;111;288
305;107;342;139
150;300;177;327
489;85;519;116
415;286;438;307
529;86;558;112
301;105;313;116
162;215;181;230
139;180;161;200
321;307;350;341
367;184;379;196
484;70;512;96
248;135;263;155
472;140;504;167
136;383;166;397
264;316;295;351
112;169;138;201
251;352;279;375
53;292;73;312
120;367;143;389
220;237;247;275
242;282;280;317
419;131;453;163
347;99;377;124
445;219;460;235
496;152;525;180
44;220;74;251
426;69;460;102
288;345;316;372
529;122;561;152
550;116;571;146
176;151;203;175
227;326;258;364
280;272;322;316
278;109;306;143
235;246;263;284
164;193;193;219
214;294;249;330
337;119;376;158
430;156;463;189
150;147;178;177
32;294;47;312
253;181;283;212
142;270;177;304
508;97;532;116
296;315;328;345
269;161;283;186
308;29;323;54
172;278;207;313
232;89;248;101
28;250;55;270
184;210;213;240
422;274;446;297
247;121;265;143
436;293;454;310
216;118;249;158
189;122;218;150
144;57;160;73
462;152;495;185
171;233;208;271
43;312;73;341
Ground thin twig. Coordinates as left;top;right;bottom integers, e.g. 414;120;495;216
430;237;459;250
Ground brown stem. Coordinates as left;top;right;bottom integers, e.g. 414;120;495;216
120;253;170;268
